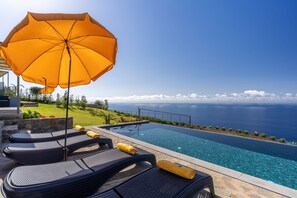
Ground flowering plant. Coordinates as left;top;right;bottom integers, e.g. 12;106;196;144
39;114;46;118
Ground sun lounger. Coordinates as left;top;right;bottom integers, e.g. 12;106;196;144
90;166;215;198
1;148;156;198
8;129;87;143
3;134;113;165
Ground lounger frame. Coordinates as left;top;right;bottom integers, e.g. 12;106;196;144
91;166;215;198
2;148;156;198
8;129;87;143
3;135;113;165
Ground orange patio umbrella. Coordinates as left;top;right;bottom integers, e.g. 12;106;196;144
40;87;55;94
40;77;55;94
0;12;117;160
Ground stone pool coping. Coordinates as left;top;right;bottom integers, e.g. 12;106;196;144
93;124;297;198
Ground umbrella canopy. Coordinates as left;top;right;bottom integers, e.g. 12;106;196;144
40;87;55;94
0;12;117;160
0;12;117;88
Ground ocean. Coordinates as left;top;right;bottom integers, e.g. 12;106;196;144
109;103;297;142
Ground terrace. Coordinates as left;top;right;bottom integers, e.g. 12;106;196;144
0;124;296;197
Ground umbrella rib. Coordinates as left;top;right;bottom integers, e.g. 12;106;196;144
43;21;66;40
71;42;114;63
55;19;78;87
67;20;78;41
56;44;68;87
67;20;104;80
72;34;115;41
68;44;92;80
20;41;64;75
4;37;62;45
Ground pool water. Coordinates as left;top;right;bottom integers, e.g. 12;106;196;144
104;123;297;190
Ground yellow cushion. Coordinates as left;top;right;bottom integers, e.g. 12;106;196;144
157;160;195;179
117;143;137;155
74;125;85;132
86;131;100;138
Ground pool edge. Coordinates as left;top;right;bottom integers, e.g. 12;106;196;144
96;125;297;198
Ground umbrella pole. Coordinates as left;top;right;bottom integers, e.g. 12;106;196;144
64;42;72;161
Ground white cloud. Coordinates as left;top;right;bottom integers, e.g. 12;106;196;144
243;90;267;97
88;90;297;103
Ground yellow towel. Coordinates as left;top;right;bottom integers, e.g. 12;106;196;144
157;160;195;179
86;131;100;138
74;125;85;132
117;143;138;155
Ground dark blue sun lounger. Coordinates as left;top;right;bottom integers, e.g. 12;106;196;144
3;134;113;165
1;148;156;198
8;129;86;143
90;166;215;198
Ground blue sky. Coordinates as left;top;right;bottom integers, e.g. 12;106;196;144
0;0;297;103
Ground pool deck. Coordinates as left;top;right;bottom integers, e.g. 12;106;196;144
0;125;296;197
92;125;296;198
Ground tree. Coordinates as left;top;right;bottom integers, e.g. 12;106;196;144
80;95;87;110
62;91;68;108
49;94;54;104
75;96;80;106
69;94;74;107
4;84;24;97
29;86;41;101
56;93;62;107
94;99;104;108
103;99;109;110
42;94;48;103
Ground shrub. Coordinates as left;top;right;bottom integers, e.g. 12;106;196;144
180;122;186;126
260;133;266;138
88;108;97;116
221;127;226;131
215;126;220;130
236;129;242;133
23;110;40;119
243;130;249;135
269;136;276;140
253;131;259;136
202;125;206;128
208;126;212;129
100;112;112;124
196;124;201;128
120;117;126;123
279;138;286;143
160;120;168;124
228;128;233;131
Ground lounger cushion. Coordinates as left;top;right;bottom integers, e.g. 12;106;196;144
9;160;91;186
91;167;215;198
3;135;113;165
2;148;156;198
9;129;86;143
83;148;131;171
5;141;61;151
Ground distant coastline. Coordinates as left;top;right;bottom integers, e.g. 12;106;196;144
109;103;297;142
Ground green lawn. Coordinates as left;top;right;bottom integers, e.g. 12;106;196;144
21;103;136;126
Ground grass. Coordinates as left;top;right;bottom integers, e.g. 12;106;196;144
21;103;136;126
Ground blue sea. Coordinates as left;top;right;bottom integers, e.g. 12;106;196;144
109;103;297;142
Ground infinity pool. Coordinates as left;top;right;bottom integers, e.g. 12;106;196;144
103;122;297;190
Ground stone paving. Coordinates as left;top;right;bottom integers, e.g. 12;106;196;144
89;126;293;198
0;126;295;198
